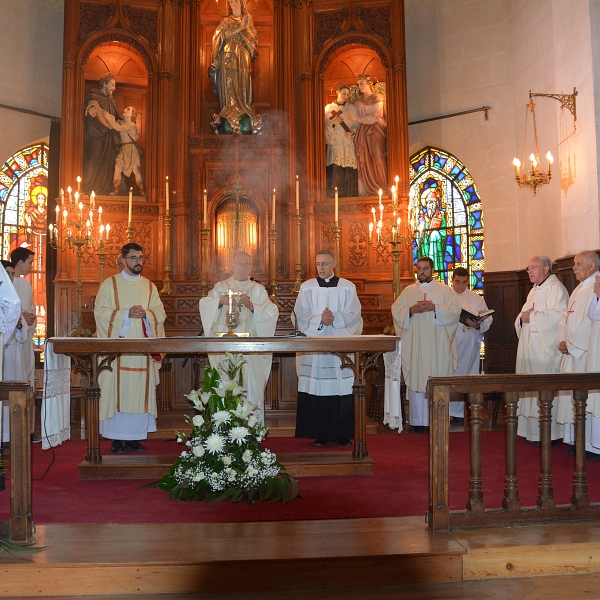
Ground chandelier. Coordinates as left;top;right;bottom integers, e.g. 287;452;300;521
512;100;553;196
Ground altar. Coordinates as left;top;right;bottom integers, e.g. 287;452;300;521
50;335;398;479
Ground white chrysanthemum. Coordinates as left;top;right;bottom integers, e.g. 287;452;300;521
242;449;252;463
192;445;205;458
212;410;231;426
222;455;232;466
229;426;249;445
192;415;205;427
204;433;225;454
247;415;258;428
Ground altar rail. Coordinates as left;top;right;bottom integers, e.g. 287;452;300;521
428;373;600;532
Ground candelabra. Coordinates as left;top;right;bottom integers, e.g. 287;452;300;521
160;214;174;295
126;224;134;243
269;225;280;307
49;188;110;336
292;213;302;293
332;222;341;278
368;195;411;302
199;226;210;297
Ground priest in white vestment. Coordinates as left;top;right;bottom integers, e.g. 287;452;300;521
585;274;600;451
0;262;24;444
95;243;166;454
515;256;568;442
392;257;461;431
556;251;600;455
294;249;362;445
450;267;493;421
199;252;278;424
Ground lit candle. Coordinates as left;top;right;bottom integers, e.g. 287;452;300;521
86;219;91;237
49;223;54;239
334;187;339;223
530;153;537;169
77;176;81;193
395;175;399;187
546;151;554;175
67;186;72;204
391;185;396;206
128;188;133;225
369;221;373;239
60;188;64;206
89;209;93;226
379;203;384;222
74;190;79;204
62;208;67;227
90;191;95;209
106;223;110;241
165;176;170;214
203;190;208;226
513;157;521;177
372;206;376;223
99;224;104;242
295;175;300;212
78;201;83;221
68;228;71;238
55;204;60;222
272;189;276;227
98;205;102;224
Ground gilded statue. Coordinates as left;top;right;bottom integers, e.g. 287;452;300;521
209;0;264;134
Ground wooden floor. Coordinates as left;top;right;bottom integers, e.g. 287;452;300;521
2;517;600;597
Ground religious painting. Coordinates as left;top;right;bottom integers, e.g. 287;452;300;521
409;147;484;293
0;143;49;345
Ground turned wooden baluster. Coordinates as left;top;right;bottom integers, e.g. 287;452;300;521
467;391;484;512
271;356;280;411
158;358;173;412
503;391;521;511
572;389;590;507
352;351;368;459
428;383;450;531
537;390;555;509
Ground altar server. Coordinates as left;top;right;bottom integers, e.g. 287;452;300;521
450;267;493;422
557;251;600;455
95;243;166;454
200;251;278;424
515;256;568;442
392;256;461;432
294;249;362;445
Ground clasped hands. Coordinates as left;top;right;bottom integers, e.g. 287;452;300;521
410;300;435;315
320;307;334;327
558;341;570;356
129;305;146;319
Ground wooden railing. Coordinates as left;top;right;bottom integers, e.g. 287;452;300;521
428;373;600;531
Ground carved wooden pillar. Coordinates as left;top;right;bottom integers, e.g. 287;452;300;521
466;391;484;513
503;391;521;511
537;390;556;509
158;358;173;412
572;389;590;507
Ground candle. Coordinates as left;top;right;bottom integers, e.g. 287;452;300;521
89;209;93;226
203;190;208;226
513;158;521;177
546;151;554;175
372;206;376;223
128;188;133;224
334;187;339;223
90;191;95;209
55;204;60;222
99;224;104;242
369;221;373;239
78;201;83;221
165;176;170;214
98;205;102;224
77;176;81;193
60;188;64;206
295;175;300;212
379;203;384;222
272;189;276;227
391;185;396;206
106;223;110;241
395;175;399;187
378;188;383;206
86;219;91;237
67;186;72;204
62;208;67;227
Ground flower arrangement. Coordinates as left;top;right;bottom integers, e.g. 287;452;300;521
157;352;299;504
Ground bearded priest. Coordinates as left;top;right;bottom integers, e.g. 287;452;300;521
199;251;278;424
392;256;461;432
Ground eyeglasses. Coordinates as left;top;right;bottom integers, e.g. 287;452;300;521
126;255;145;263
526;265;543;272
315;262;334;268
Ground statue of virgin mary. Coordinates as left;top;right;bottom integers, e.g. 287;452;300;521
209;0;263;134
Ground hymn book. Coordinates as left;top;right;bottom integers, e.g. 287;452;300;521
459;308;494;326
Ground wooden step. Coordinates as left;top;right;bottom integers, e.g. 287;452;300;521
77;451;374;479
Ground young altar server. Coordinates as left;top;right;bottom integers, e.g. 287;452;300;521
556;251;600;456
515;255;568;442
94;243;166;454
392;256;461;432
293;249;363;446
450;266;493;422
199;251;278;424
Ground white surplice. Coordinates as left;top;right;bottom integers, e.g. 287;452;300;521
515;275;568;441
392;279;461;426
556;272;598;451
451;289;492;418
200;277;278;424
584;289;600;449
40;342;71;449
383;340;403;433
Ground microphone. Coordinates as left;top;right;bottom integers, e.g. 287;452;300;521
249;276;266;287
289;310;307;337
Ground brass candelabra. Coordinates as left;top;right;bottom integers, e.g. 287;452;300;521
292;212;302;293
332;223;341;278
269;225;280;307
160;214;174;295
199;226;210;297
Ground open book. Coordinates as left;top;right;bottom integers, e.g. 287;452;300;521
459;308;494;326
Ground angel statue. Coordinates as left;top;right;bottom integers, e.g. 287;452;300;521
209;0;264;134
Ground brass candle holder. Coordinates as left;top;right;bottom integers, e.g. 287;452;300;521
332;223;341;278
160;214;174;295
126;224;134;243
97;239;108;285
292;212;302;293
199;227;210;298
215;290;250;337
269;225;280;308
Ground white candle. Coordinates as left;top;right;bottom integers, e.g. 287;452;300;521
203;190;208;226
89;209;93;226
99;224;104;242
165;176;170;214
78;201;83;221
77;176;81;193
55;204;60;223
128;188;133;224
67;186;72;204
90;191;95;209
378;188;383;205
334;187;339;223
60;188;64;206
98;205;102;224
62;208;67;227
272;189;276;227
295;175;300;212
86;219;91;237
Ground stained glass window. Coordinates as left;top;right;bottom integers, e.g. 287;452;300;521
409;147;484;293
0;143;49;345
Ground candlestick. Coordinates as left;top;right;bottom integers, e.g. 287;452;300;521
98;205;102;224
295;175;300;212
99;224;104;242
334;188;339;224
165;176;170;214
269;223;280;308
89;210;93;226
272;189;276;226
90;191;95;209
67;186;72;204
203;190;208;226
128;188;133;225
77;176;81;193
160;213;174;295
78;201;83;221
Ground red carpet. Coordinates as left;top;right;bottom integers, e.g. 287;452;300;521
2;432;600;524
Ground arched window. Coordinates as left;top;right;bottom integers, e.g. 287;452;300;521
0;143;49;344
408;147;484;293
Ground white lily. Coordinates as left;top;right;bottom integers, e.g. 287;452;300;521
200;392;211;405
